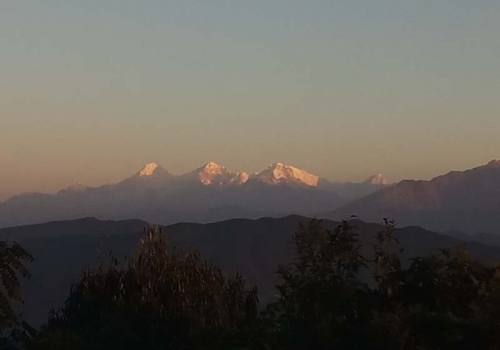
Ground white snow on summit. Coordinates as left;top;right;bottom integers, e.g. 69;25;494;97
194;162;249;186
133;161;387;189
256;163;319;187
139;162;160;176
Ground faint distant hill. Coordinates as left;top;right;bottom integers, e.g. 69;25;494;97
0;161;387;228
3;215;500;327
328;160;500;235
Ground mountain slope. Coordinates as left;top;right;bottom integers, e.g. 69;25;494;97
320;174;390;201
4;216;500;326
328;160;500;235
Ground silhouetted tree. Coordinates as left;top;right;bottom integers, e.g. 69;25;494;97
264;219;376;349
265;219;500;350
368;218;408;349
30;228;259;350
0;240;32;348
28;219;500;349
394;248;500;349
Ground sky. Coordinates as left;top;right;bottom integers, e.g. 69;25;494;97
1;0;500;200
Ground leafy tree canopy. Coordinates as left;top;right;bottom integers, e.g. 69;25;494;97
0;240;33;348
30;228;259;350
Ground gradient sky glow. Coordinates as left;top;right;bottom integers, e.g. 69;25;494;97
1;0;500;200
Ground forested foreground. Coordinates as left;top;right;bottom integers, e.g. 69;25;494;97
3;220;500;349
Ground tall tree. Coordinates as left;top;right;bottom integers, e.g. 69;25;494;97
31;228;259;350
0;240;33;346
265;219;500;350
265;219;375;349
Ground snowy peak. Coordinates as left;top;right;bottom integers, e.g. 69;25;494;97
364;173;389;186
138;162;161;177
131;162;388;188
131;163;172;181
256;163;319;187
193;161;249;186
199;161;225;176
197;161;225;185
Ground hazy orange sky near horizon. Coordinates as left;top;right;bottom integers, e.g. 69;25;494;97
1;1;500;200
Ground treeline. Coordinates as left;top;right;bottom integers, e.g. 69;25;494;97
3;220;500;349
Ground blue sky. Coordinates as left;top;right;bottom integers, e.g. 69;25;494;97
1;0;499;198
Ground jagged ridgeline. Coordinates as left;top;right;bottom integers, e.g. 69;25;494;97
0;161;387;228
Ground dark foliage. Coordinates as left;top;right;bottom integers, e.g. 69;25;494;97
29;228;259;350
0;240;33;348
262;220;373;348
265;219;500;349
25;219;500;349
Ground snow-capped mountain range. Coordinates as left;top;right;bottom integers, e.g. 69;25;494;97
120;161;386;189
5;159;500;236
0;161;388;228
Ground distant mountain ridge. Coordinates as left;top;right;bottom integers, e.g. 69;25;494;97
0;161;388;228
328;160;500;235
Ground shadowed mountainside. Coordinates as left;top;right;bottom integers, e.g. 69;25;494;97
328;160;500;235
